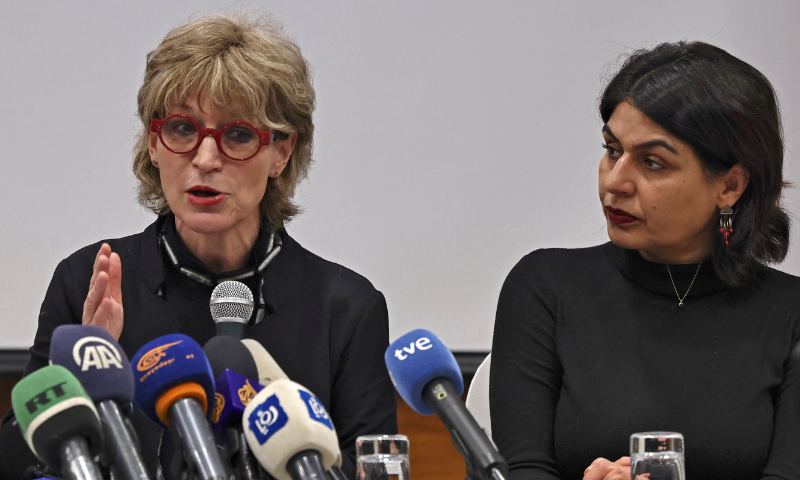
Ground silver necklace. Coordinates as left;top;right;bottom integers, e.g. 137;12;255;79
160;231;282;286
666;262;702;307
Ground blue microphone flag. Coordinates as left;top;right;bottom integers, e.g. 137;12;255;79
210;369;265;431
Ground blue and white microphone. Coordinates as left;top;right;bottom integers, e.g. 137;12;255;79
49;325;149;480
385;329;507;480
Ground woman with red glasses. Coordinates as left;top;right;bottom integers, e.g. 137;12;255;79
0;12;397;479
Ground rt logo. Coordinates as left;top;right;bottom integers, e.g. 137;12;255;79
26;382;68;414
393;337;432;360
72;336;123;371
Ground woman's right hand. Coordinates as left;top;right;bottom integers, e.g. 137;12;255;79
82;243;124;340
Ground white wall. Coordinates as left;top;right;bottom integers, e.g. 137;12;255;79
1;1;799;350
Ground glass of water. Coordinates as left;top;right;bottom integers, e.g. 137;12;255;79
356;434;410;480
630;432;685;480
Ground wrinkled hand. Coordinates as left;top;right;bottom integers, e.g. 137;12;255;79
82;243;124;340
583;457;641;480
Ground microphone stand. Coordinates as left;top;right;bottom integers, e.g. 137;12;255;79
450;431;506;480
220;427;259;480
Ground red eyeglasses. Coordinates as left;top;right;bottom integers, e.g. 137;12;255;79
150;114;279;161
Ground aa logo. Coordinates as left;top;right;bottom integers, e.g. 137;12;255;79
299;390;333;430
238;380;258;406
137;341;182;371
248;393;288;444
210;393;225;424
72;336;123;371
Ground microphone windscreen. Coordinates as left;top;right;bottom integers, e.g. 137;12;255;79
242;379;340;480
210;369;264;430
384;329;464;415
241;339;289;386
11;365;102;468
203;336;259;381
210;281;254;323
49;325;135;403
130;334;215;427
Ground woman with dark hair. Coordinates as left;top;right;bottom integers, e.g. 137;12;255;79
490;42;800;480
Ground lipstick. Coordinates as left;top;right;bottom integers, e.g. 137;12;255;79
606;206;637;226
187;185;227;206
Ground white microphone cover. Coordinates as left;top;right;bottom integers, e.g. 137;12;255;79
242;379;340;480
241;339;289;386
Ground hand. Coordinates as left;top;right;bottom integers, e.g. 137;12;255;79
583;456;639;480
82;243;124;340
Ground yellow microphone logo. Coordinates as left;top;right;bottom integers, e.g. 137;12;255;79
210;393;225;424
136;341;182;372
238;380;258;406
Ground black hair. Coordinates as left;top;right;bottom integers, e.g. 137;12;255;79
600;41;790;287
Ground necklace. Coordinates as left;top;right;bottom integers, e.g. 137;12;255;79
665;262;702;307
160;230;282;286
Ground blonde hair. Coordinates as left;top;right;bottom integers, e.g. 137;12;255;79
133;11;315;228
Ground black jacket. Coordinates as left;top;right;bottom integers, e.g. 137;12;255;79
0;215;398;479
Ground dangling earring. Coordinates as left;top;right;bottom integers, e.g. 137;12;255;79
719;205;733;245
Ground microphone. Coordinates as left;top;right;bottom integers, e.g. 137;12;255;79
49;325;150;480
130;334;227;480
203;336;259;383
211;369;266;480
240;338;289;386
210;281;254;339
11;365;104;480
242;379;341;480
238;341;346;480
385;329;508;480
204;336;264;479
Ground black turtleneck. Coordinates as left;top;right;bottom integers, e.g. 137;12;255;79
490;242;800;480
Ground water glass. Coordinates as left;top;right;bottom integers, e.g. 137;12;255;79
630;432;685;480
356;434;410;480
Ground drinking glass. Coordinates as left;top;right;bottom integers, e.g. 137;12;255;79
356;434;410;480
630;432;685;480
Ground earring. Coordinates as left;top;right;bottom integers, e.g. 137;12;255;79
151;160;159;167
719;205;733;245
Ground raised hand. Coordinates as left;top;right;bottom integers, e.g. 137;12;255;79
82;243;124;340
583;456;634;480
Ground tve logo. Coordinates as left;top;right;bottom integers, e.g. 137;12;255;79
299;390;333;430
72;336;123;371
25;382;68;414
248;393;288;445
393;337;432;360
